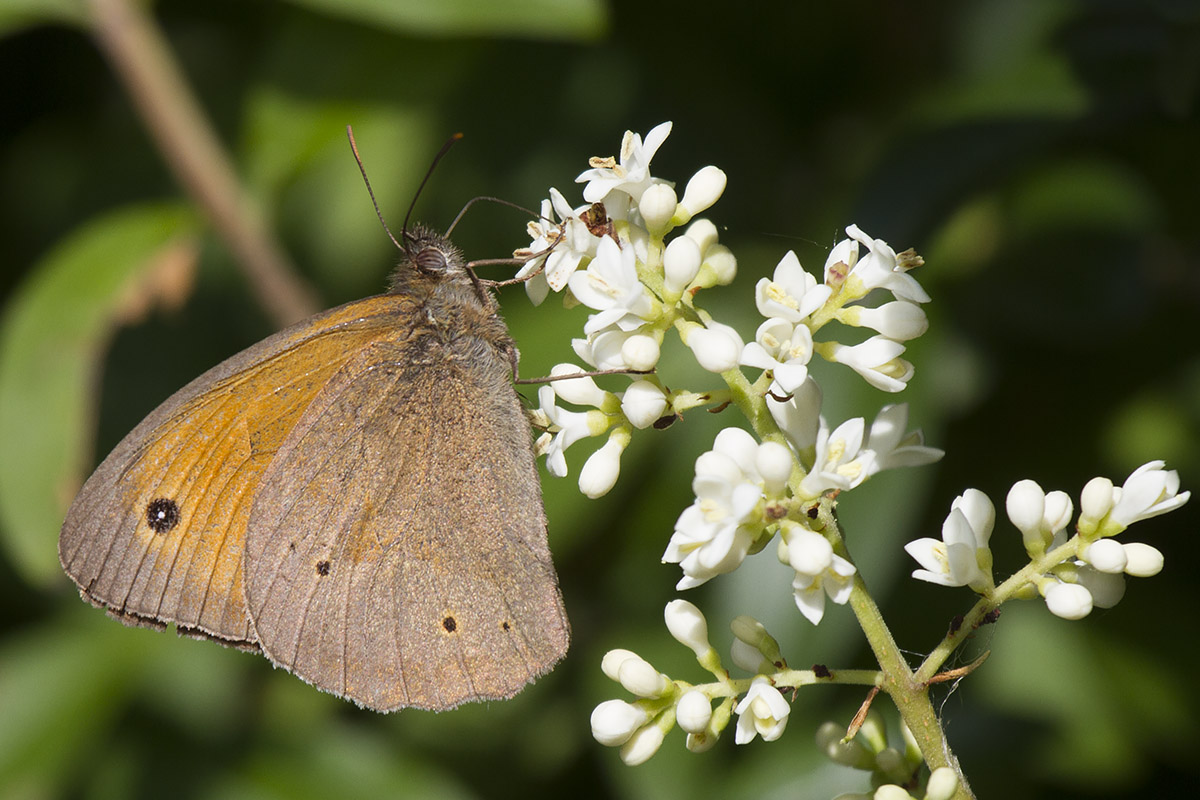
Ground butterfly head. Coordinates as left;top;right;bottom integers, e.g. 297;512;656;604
388;224;473;294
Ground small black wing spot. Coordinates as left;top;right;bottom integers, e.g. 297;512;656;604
146;498;180;534
442;616;457;633
315;560;331;576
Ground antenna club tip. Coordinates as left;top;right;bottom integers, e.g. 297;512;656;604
451;132;465;141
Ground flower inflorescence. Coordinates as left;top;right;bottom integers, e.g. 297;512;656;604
519;123;1188;792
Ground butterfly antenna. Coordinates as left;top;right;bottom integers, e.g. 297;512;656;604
446;196;543;237
346;125;403;250
406;132;464;239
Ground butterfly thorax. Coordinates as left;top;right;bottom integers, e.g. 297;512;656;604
386;224;516;372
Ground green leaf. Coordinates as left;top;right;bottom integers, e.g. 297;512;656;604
0;0;88;37
278;0;607;40
0;203;200;586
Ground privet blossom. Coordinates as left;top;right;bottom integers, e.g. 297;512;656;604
515;123;1187;795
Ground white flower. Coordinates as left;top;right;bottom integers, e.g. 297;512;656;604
823;335;914;393
536;385;607;477
638;183;678;233
568;236;658;335
1006;480;1073;557
926;767;961;800
684;217;719;254
856;404;943;477
740;317;814;394
616;654;670;698
577;121;673;204
620;380;669;429
1110;460;1190;526
548;363;611;408
663;235;701;294
784;526;857;624
798;416;866;498
1075;565;1125;608
1122;541;1164;577
905;489;995;592
731;637;768;673
1079;476;1115;529
573;328;662;372
664;599;712;658
1081;539;1127;573
686;320;744;373
600;648;640;681
755;441;793;496
734;678;790;744
662;428;768;589
1044;581;1093;620
518;188;604;302
676;165;727;223
767;378;823;451
619;723;665;766
755;250;832;322
837;224;930;304
730;615;777;673
579;430;629;499
591;700;649;746
675;690;713;734
839;299;929;341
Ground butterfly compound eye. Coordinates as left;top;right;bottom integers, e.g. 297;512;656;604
414;246;449;274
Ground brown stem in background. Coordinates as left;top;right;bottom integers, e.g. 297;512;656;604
85;0;319;327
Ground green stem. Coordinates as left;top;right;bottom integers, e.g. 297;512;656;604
916;535;1083;682
832;512;975;799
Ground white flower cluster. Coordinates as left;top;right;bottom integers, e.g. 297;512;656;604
542;124;1188;786
906;461;1188;619
590;601;794;764
524;122;939;512
663;402;940;620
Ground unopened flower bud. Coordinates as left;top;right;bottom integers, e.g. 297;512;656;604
686;321;743;373
619;723;664;765
579;431;629;498
550;364;610;407
1044;582;1093;620
591;699;649;746
675;690;713;734
618;656;670;698
675;165;727;223
621;381;669;429
755;441;793;495
638;183;678;235
1122;542;1164;577
664;599;713;658
1082;539;1127;573
663;235;702;294
621;333;661;371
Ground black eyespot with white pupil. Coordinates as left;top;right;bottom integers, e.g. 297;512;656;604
146;498;180;534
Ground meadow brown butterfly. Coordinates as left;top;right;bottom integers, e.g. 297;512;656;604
57;135;569;712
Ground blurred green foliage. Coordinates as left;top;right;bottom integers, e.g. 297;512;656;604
1;0;1197;798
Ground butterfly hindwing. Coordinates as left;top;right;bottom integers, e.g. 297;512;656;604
243;333;568;711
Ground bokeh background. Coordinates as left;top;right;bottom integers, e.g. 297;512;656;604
1;1;1198;798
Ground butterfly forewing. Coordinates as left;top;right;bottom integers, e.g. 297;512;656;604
58;297;418;644
243;335;568;712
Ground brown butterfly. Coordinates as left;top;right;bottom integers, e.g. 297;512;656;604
58;141;569;712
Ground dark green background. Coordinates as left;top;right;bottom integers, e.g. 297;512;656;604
1;1;1197;798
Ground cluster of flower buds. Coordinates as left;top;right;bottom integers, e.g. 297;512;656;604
906;461;1187;619
590;601;797;764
